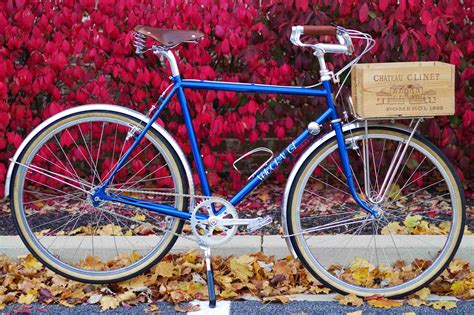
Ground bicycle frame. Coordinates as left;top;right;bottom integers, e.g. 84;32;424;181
94;76;375;218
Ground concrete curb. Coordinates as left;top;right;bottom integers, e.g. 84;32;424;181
1;235;473;264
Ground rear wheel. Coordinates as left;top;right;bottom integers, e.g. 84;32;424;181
10;108;189;283
286;127;465;297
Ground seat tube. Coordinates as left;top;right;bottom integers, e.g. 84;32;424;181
174;76;212;197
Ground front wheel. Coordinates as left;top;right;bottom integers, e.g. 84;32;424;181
10;107;189;283
286;126;465;298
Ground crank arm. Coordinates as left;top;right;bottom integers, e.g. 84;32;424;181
214;216;273;232
214;218;256;226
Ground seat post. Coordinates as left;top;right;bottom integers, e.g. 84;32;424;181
154;48;180;77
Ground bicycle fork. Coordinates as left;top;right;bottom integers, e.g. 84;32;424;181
322;80;377;217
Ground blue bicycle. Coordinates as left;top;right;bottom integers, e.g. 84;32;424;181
6;25;465;306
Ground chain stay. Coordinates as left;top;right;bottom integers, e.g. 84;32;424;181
105;188;217;242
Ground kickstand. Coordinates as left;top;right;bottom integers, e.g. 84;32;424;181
200;244;216;308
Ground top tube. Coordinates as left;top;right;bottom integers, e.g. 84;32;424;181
180;79;329;97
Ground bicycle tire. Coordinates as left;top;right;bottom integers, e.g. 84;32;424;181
286;126;465;298
10;107;190;283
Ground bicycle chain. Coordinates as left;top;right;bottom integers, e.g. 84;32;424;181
105;188;227;242
107;187;223;202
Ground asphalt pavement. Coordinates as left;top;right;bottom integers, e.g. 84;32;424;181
2;300;474;315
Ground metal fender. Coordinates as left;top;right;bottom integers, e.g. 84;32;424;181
4;104;194;202
281;121;416;258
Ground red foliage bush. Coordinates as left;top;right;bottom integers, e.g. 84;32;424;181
0;0;472;197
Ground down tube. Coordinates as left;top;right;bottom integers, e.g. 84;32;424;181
226;108;333;210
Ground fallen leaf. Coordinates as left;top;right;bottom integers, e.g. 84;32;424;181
404;215;422;228
381;222;409;235
22;254;43;270
387;183;401;200
50;274;69;287
262;295;290;303
407;298;427;306
130;250;142;263
258;192;271;202
349;256;373;270
192;273;207;285
87;294;102;304
18;293;36;304
37;288;52;303
117;291;136;302
220;290;239;299
270;273;286;285
429;300;457;310
18;279;36;292
335;294;364;307
367;297;403;308
448;259;469;274
174;302;200;312
273;260;292;277
58;300;75;307
230;255;254;282
429;280;452;294
309;286;330;294
170;290;190;303
411;287;430;300
100;295;120;310
99;224;123;236
154;261;175;278
132;213;146;221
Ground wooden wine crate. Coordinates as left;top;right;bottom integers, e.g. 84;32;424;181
351;62;455;118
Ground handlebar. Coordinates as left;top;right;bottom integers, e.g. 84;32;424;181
302;25;337;36
290;25;353;56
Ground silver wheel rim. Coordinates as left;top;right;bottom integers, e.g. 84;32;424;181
293;130;461;295
15;113;184;277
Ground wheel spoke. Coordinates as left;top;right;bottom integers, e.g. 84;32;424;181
292;129;462;293
13;113;183;280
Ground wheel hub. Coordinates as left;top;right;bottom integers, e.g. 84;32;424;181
89;189;107;208
370;204;384;219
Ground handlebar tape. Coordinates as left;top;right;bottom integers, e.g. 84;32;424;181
302;25;337;36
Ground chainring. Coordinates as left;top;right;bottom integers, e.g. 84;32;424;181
190;197;238;246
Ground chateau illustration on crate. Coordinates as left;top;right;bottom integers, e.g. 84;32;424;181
376;84;436;106
351;62;455;118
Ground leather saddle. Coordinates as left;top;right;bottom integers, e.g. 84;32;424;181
134;25;204;47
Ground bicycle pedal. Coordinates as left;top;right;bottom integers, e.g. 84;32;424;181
247;215;273;233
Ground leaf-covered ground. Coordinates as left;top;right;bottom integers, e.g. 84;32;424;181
1;185;473;236
0;251;472;312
